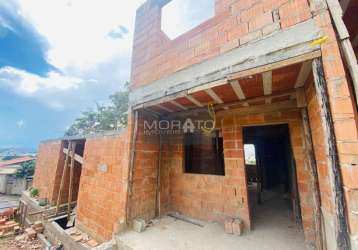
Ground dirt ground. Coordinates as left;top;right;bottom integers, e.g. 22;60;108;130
0;236;42;250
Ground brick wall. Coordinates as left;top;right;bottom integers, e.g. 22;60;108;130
155;109;317;245
310;5;358;247
130;0;312;88
33;140;64;204
76;133;129;242
128;113;160;222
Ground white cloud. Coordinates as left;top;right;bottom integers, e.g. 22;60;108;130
17;0;145;72
161;0;215;39
16;120;25;128
0;66;82;95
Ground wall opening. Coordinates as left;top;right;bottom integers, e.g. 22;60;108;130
184;130;225;175
243;124;303;229
161;0;215;39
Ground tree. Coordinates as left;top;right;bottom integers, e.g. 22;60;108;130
65;84;129;136
16;160;35;178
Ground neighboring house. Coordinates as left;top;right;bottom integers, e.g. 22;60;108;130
29;0;358;250
0;157;34;195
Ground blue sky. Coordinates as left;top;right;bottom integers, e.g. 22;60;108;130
0;0;213;150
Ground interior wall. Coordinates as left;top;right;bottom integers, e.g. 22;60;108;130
158;109;318;246
76;133;129;242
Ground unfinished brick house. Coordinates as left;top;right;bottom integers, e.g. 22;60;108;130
28;0;358;249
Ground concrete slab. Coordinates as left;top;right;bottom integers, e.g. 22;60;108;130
116;198;306;250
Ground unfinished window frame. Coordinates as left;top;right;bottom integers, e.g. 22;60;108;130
183;129;225;176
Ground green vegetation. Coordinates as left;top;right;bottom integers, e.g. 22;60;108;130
29;187;39;197
65;84;129;136
16;160;35;178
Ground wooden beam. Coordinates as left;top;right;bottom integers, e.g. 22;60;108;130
56;142;72;215
312;59;350;250
170;100;187;110
301;108;323;250
230;80;246;100
296;88;307;108
263;71;272;95
186;95;204;107
126;110;139;224
205;89;224;104
295;61;312;88
67;141;77;221
63;148;83;164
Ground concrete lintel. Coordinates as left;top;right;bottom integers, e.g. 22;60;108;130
129;19;321;107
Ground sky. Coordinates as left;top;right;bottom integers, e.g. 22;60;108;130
0;0;213;150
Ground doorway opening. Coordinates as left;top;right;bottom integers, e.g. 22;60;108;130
243;124;302;229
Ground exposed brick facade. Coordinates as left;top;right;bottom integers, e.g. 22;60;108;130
31;0;358;248
33;140;64;204
130;0;312;88
76;133;129;242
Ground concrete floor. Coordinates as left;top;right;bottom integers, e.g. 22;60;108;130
117;191;306;250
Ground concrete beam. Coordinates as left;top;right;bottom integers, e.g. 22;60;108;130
186;95;204;107
205;89;224;104
170;100;187;110
129;19;321;107
230;80;246;100
263;71;272;95
295;61;312;88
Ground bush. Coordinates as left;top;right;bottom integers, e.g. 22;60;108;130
30;188;39;197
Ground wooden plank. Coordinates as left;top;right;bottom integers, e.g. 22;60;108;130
312;59;350;250
205;89;224;104
341;40;358;106
67;142;77;221
296;88;307;108
301;108;323;250
295;61;312;88
126;111;139;224
56;142;72;215
186;95;204;107
326;0;350;40
63;148;83;164
230;80;246;100
263;71;272;95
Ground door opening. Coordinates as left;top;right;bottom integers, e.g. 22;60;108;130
243;124;302;229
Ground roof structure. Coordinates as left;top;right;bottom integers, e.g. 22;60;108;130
0;156;35;168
